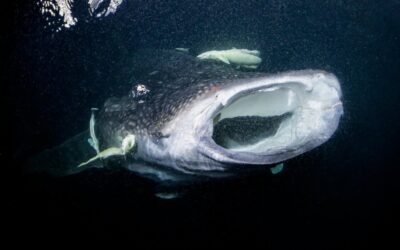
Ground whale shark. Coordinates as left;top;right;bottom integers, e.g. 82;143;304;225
25;49;343;183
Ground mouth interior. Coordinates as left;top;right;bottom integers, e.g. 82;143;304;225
212;87;299;153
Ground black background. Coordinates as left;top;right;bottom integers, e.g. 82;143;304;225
4;0;400;248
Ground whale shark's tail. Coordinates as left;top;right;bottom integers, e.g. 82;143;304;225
23;130;103;176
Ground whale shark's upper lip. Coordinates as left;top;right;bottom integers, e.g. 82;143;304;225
196;71;343;166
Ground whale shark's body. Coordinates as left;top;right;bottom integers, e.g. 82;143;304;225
26;50;343;183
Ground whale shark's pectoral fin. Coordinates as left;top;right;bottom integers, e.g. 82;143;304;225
270;163;284;175
215;55;230;64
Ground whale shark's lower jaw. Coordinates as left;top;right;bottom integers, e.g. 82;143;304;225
194;70;343;168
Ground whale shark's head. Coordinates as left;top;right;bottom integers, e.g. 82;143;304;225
137;70;343;176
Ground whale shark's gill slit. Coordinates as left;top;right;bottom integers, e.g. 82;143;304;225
211;87;299;153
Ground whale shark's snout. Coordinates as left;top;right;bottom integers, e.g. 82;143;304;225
142;70;343;176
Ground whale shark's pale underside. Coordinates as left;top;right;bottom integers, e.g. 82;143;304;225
26;50;343;183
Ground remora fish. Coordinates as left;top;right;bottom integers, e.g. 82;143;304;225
25;50;343;183
197;48;262;69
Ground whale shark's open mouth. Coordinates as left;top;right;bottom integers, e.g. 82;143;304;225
197;72;343;165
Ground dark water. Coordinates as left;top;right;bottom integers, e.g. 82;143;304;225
5;0;400;247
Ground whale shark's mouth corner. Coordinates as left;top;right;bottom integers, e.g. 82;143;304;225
199;72;343;166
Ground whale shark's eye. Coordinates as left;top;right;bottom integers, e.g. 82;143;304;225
211;87;300;153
